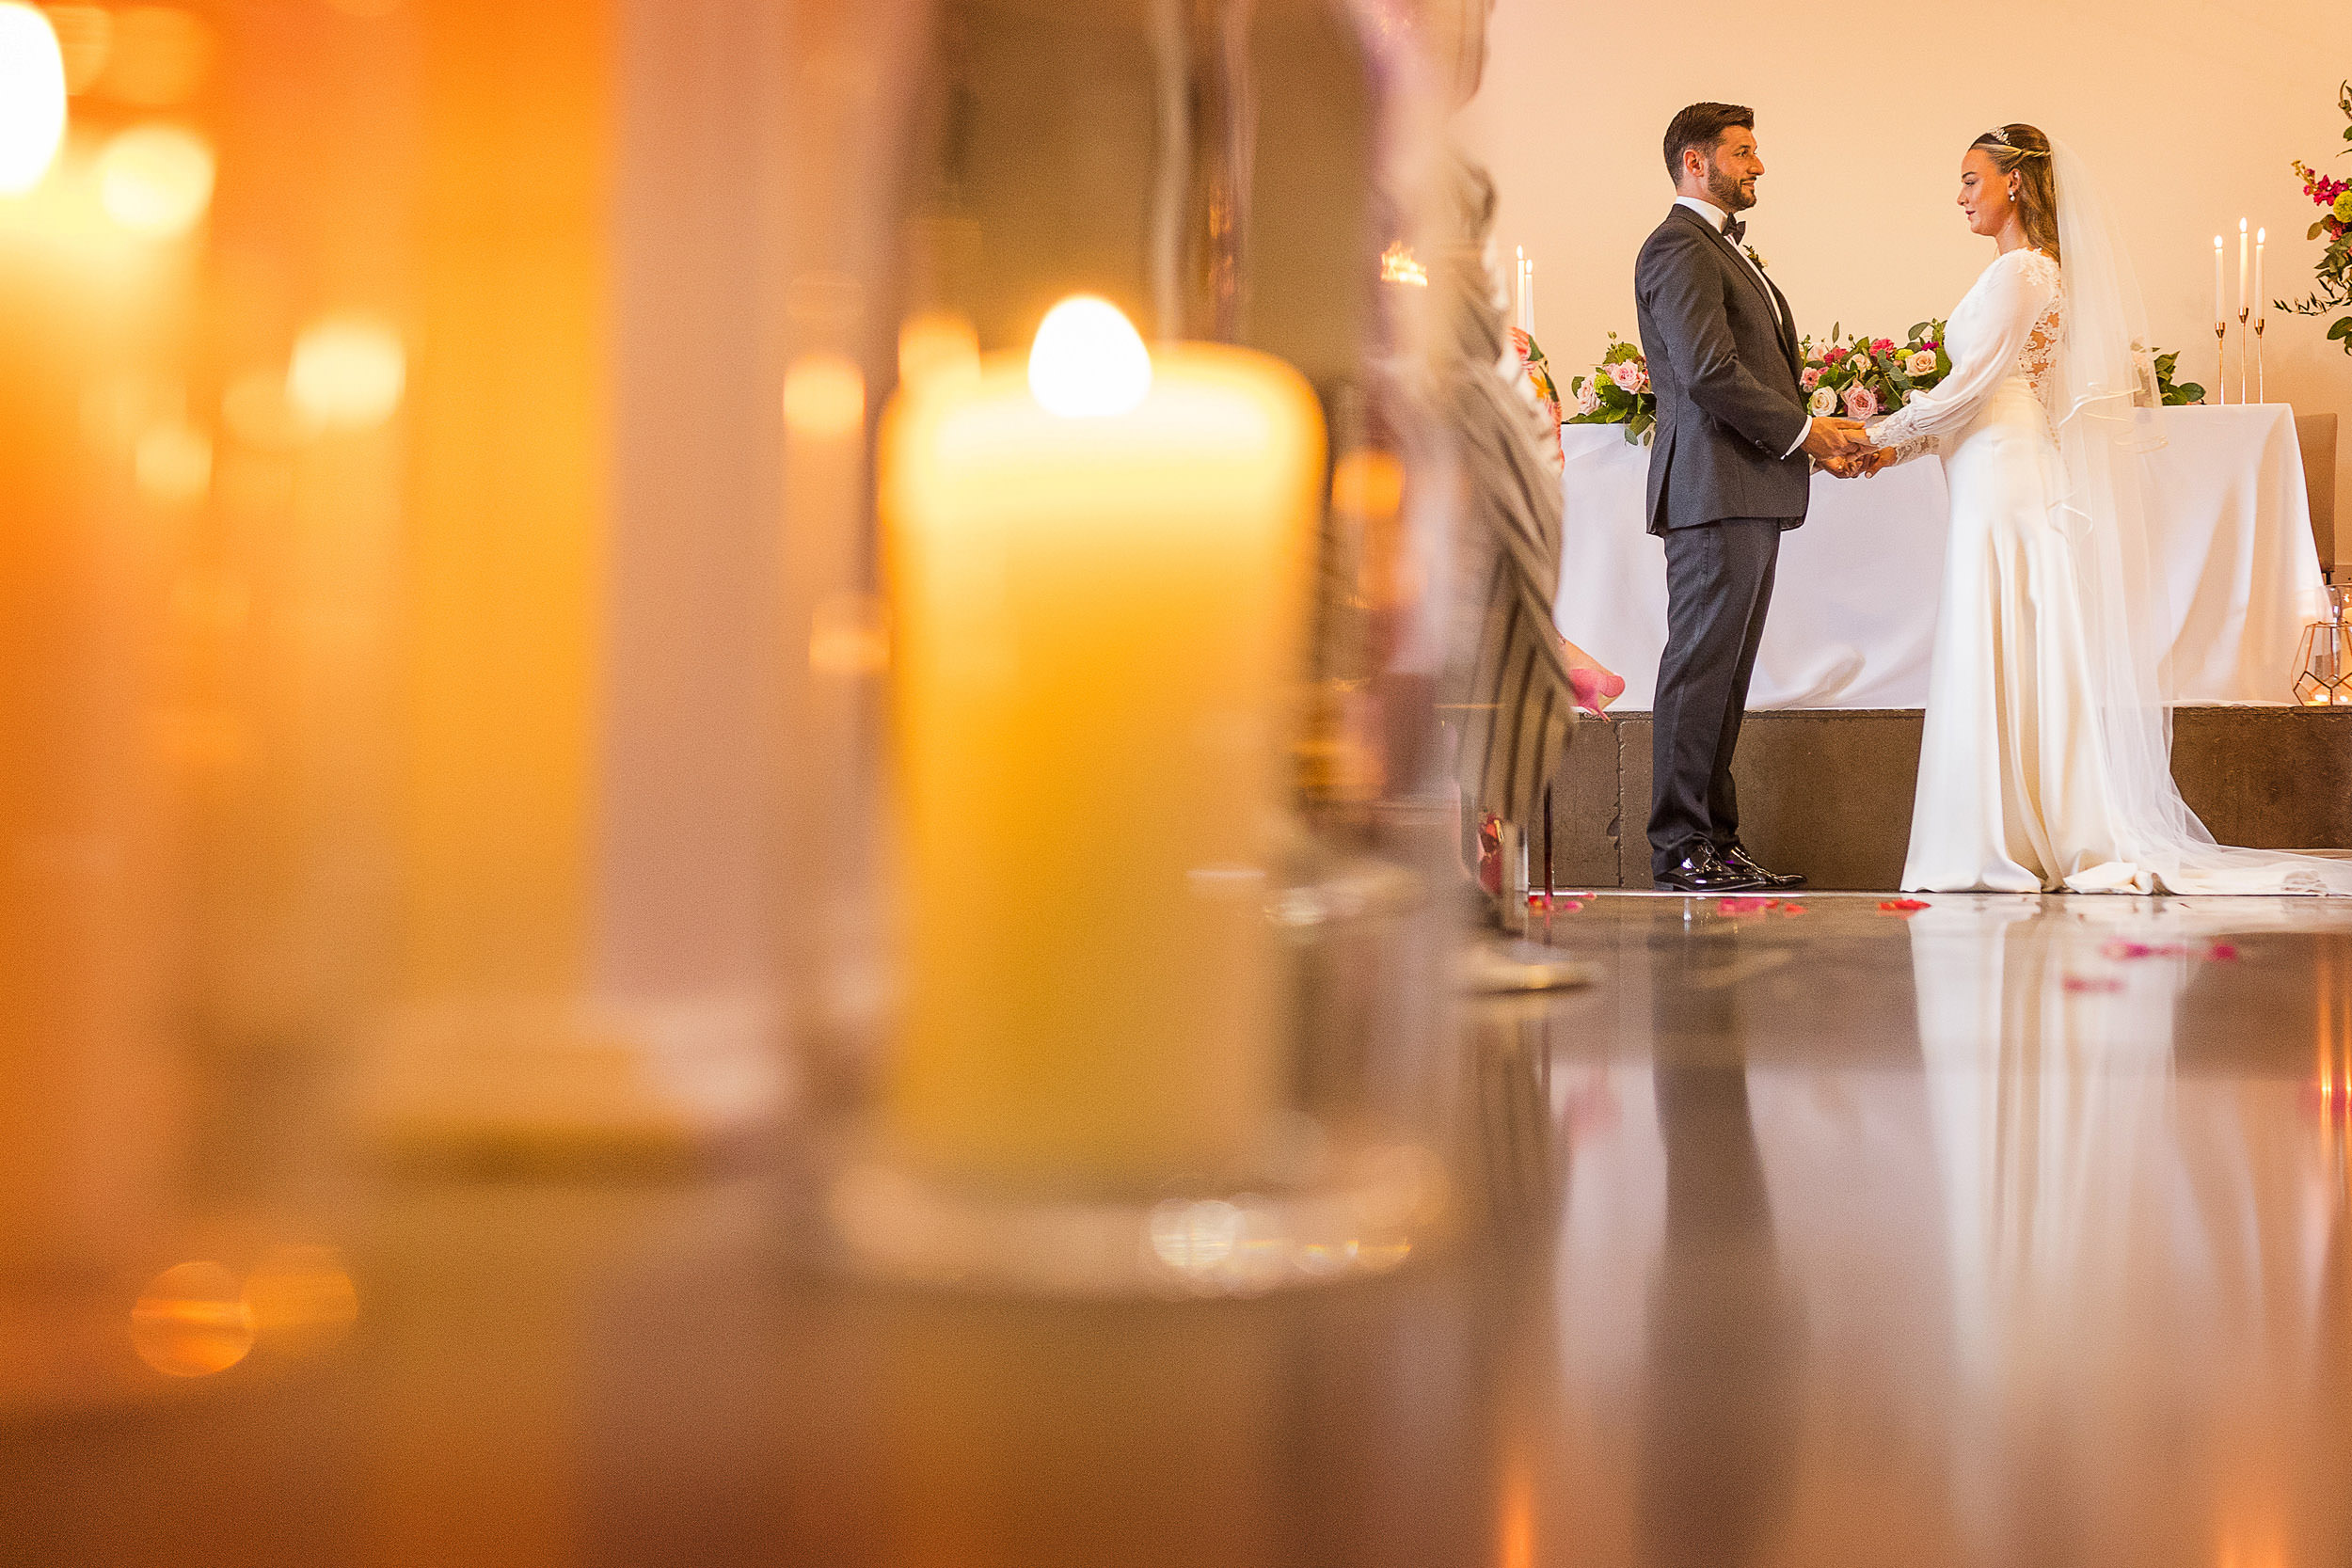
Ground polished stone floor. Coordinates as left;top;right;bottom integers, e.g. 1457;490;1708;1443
4;891;2351;1566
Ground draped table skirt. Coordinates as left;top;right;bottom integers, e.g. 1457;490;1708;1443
1552;404;2327;710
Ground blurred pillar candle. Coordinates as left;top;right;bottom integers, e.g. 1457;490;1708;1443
880;307;1323;1187
354;0;785;1160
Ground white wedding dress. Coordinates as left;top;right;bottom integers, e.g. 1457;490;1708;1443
1874;249;2139;892
1874;154;2352;895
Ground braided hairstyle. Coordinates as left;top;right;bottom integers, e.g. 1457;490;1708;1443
1970;123;2059;263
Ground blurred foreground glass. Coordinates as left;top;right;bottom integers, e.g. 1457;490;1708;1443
808;0;1464;1296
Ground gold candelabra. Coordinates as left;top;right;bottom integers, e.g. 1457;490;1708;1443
2214;319;2229;404
2237;307;2250;404
2253;317;2267;404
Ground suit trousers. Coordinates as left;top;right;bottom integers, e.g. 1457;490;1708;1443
1649;516;1783;879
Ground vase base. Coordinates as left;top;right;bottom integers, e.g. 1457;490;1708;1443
821;1137;1445;1299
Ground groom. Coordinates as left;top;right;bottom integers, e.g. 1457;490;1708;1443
1635;103;1868;894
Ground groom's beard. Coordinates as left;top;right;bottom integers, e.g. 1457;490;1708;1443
1704;163;1755;214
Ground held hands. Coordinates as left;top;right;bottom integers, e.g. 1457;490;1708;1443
1822;445;1897;479
1798;416;1871;463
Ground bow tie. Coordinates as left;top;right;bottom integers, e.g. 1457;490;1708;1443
1722;215;1746;246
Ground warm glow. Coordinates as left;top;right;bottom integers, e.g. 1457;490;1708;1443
135;420;211;503
0;4;69;195
898;312;980;390
1331;450;1405;519
45;4;107;91
287;316;406;429
783;352;866;437
131;1261;255;1377
100;6;213;107
222;368;319;448
243;1245;359;1356
96;122;214;236
1027;295;1151;418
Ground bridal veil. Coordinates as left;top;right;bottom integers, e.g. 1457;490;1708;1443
2048;135;2352;893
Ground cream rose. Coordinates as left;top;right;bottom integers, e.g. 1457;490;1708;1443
1808;386;1838;417
1907;349;1938;377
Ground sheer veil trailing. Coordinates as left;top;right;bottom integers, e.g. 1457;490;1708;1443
2049;136;2352;893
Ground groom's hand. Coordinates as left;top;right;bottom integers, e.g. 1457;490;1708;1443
1799;417;1871;461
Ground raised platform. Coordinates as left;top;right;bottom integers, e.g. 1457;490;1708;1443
1544;706;2352;891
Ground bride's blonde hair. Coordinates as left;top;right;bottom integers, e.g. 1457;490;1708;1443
1971;123;2060;263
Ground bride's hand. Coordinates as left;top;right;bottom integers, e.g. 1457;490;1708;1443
1858;445;1896;478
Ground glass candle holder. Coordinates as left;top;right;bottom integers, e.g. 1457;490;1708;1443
2296;584;2352;707
796;0;1467;1297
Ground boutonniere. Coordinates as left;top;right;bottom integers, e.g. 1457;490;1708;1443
1744;244;1770;271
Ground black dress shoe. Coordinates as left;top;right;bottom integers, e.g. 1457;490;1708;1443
1719;843;1806;889
1653;844;1766;894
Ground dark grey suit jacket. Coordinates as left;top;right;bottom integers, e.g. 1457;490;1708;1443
1634;203;1812;535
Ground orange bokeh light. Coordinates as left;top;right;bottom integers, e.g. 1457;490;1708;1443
130;1261;256;1377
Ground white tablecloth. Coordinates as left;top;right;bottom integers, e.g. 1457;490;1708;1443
1552;404;2327;709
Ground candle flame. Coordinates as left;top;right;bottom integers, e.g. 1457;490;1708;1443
1028;295;1151;419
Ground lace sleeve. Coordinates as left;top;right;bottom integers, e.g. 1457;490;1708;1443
1878;427;1940;467
1872;250;2058;455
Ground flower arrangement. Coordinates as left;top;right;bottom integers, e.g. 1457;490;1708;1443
1563;319;2203;436
2282;79;2352;353
1565;333;1656;444
1799;322;1951;421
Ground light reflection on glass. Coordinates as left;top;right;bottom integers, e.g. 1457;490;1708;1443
130;1261;255;1377
0;3;69;194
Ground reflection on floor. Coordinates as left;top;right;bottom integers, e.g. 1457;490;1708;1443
3;893;2351;1567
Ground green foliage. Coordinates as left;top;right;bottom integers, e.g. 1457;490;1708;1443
2152;350;2204;407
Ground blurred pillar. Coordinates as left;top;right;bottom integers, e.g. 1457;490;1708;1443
0;98;192;1372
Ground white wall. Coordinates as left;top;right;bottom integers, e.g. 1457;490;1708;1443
1458;0;2352;529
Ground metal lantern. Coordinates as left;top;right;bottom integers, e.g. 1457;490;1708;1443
2295;584;2352;707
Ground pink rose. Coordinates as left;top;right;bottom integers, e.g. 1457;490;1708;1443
1608;360;1644;392
1871;338;1895;355
1842;383;1879;420
1820;344;1845;364
1800;366;1822;389
1573;380;1601;416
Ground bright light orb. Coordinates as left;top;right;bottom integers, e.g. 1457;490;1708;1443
0;4;69;196
287;316;405;430
97;123;214;237
1027;295;1151;419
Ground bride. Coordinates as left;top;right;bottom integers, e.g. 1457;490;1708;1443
1857;123;2352;895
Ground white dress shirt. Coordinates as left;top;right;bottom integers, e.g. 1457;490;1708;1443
1674;195;1809;457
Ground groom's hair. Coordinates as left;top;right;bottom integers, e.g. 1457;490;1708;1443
1662;103;1753;181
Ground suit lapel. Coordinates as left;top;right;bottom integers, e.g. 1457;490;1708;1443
1673;205;1799;379
1762;271;1802;375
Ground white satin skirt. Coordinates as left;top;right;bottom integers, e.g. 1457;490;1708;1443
1901;381;2149;894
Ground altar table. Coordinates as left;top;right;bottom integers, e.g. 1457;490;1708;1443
1551;404;2327;710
